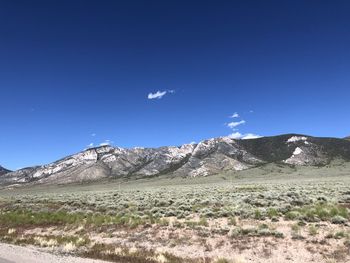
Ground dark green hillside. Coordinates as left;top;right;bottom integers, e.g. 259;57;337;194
238;134;350;163
0;166;11;176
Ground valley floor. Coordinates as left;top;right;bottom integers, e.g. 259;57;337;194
0;163;349;263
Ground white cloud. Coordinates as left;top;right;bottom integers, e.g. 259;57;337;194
230;112;239;118
147;90;175;99
227;120;246;129
228;132;262;140
99;139;113;146
147;90;167;99
87;143;94;147
225;112;262;140
91;133;96;137
241;133;262;139
228;132;243;139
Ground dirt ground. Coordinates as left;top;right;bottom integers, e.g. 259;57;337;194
0;242;107;263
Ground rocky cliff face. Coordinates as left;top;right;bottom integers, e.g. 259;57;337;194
1;134;350;186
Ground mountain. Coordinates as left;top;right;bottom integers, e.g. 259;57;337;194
1;134;350;186
345;136;350;141
0;166;11;176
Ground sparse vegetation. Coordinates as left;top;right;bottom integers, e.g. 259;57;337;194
0;170;349;262
308;224;318;236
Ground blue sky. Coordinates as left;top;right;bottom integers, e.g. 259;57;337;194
1;1;350;169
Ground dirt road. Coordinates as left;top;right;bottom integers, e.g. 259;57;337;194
0;243;106;263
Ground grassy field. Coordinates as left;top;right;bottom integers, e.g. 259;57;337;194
0;162;349;262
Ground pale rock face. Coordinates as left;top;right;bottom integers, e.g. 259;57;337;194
96;146;114;154
180;143;196;154
113;147;127;155
189;166;209;177
284;147;305;165
219;157;249;171
293;147;303;155
232;161;249;171
73;150;98;162
166;146;193;160
220;136;234;144
32;149;98;179
287;136;308;143
192;139;217;157
100;154;117;163
284;145;325;166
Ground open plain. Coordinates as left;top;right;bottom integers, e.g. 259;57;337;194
0;162;349;263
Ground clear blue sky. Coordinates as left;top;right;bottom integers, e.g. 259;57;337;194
1;1;349;169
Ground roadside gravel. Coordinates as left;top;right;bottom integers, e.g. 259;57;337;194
0;243;107;263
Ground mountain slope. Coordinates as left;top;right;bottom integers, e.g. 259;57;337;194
0;166;11;176
345;136;350;141
1;134;350;186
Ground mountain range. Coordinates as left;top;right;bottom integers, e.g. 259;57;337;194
1;134;350;187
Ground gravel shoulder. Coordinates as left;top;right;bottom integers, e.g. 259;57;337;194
0;242;107;263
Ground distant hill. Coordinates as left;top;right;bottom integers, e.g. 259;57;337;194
345;136;350;141
0;166;11;176
1;134;350;186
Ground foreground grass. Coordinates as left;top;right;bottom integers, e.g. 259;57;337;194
0;210;162;228
1;201;348;229
285;203;349;223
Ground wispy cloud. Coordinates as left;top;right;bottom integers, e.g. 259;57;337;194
241;133;262;139
91;133;96;137
148;91;166;99
87;142;94;148
230;112;239;118
228;132;262;140
99;139;113;146
225;111;262;140
227;120;246;129
147;90;175;100
228;132;243;139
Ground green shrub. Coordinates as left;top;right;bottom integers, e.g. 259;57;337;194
308;224;318;236
267;208;278;218
331;215;347;224
284;211;300;220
